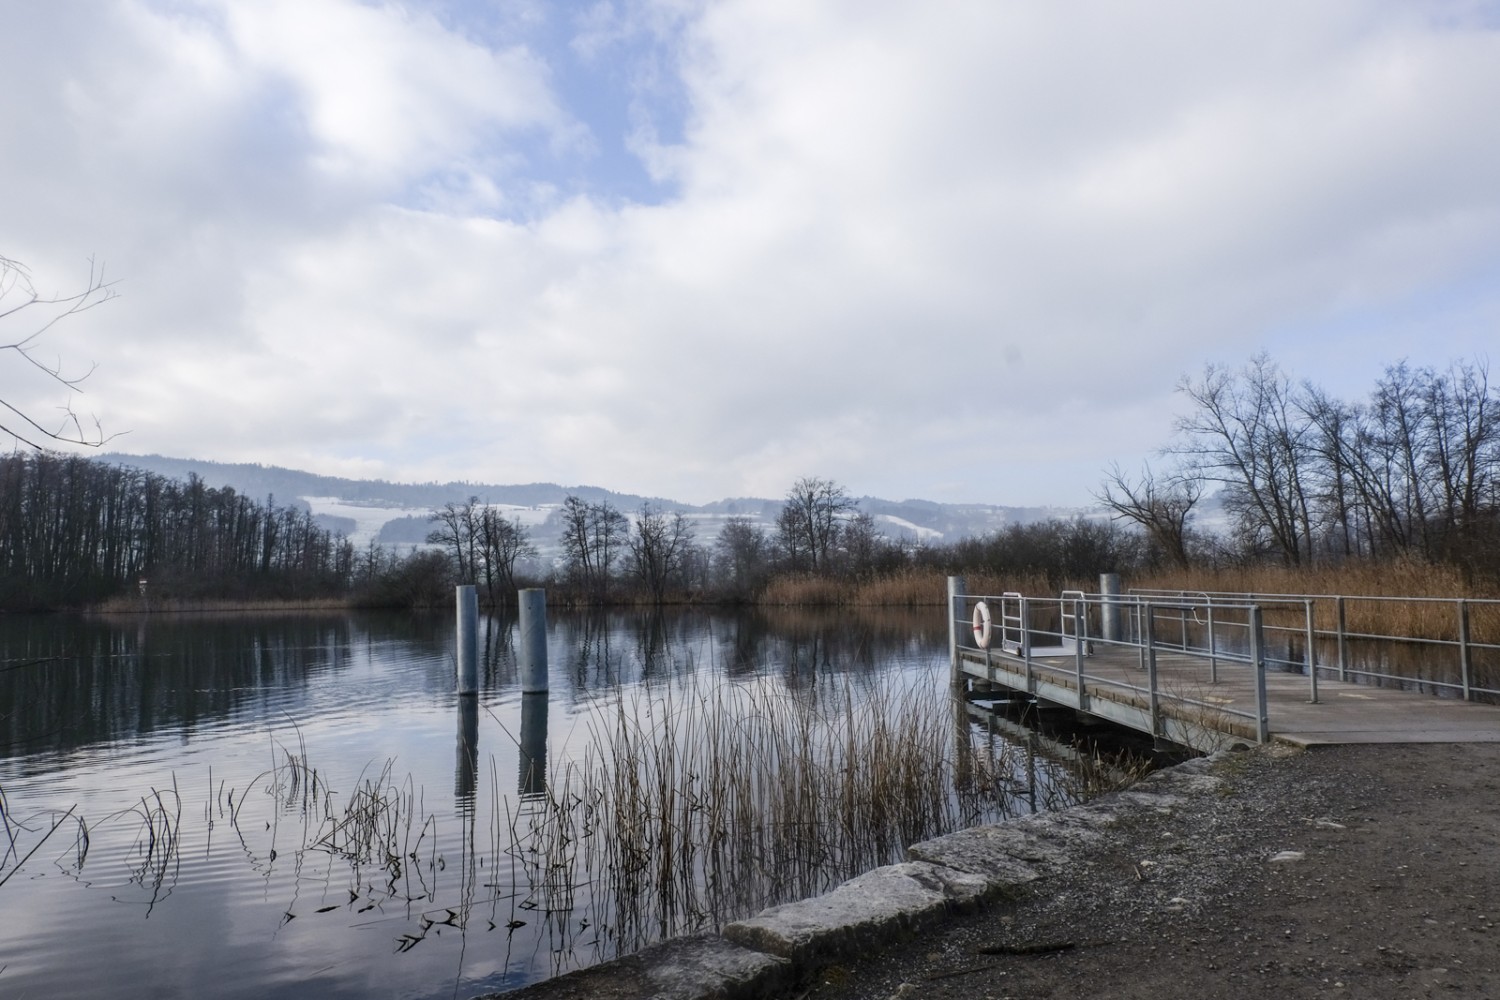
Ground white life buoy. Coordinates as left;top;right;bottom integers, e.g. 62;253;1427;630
971;600;992;649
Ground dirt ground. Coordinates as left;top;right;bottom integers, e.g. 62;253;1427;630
781;743;1500;1000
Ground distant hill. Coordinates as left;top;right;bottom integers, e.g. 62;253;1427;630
97;452;1088;548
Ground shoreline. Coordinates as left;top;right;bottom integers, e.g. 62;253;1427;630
480;741;1500;1000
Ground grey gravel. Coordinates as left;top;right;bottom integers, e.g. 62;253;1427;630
788;742;1500;1000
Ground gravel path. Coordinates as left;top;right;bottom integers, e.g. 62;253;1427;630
783;743;1500;1000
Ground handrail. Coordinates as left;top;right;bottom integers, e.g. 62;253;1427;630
948;582;1498;750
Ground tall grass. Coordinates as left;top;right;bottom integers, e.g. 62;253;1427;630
496;674;1128;957
1132;563;1500;643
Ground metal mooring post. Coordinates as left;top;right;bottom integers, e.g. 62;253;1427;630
456;585;479;696
1100;573;1122;643
947;576;966;686
518;588;550;694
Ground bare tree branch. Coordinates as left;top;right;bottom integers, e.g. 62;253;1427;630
0;255;121;448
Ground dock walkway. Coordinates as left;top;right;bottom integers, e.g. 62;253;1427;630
950;582;1500;749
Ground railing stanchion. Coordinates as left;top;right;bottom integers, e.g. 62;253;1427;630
1336;596;1348;682
1305;598;1318;704
1145;603;1160;738
1206;596;1218;683
1074;595;1087;706
1021;596;1033;693
1251;605;1269;742
1458;599;1472;701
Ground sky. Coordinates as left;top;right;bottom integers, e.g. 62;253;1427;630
3;0;1500;508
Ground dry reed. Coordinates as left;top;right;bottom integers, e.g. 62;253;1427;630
497;675;1124;957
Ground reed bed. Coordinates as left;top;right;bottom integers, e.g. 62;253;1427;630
497;675;1127;957
1133;563;1500;644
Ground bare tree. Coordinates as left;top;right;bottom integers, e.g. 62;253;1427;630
777;476;855;573
629;502;695;603
1094;462;1200;568
558;495;628;600
838;511;884;576
1172;355;1314;565
428;497;481;583
1;255;119;448
478;507;535;605
713;515;770;597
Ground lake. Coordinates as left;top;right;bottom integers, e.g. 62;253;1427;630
0;605;1086;999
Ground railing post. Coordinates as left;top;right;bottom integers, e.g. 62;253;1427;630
947;576;966;687
1304;598;1318;704
1179;605;1189;651
1250;605;1269;742
1206;596;1218;683
1135;598;1147;672
1074;594;1087;705
1458;599;1472;701
1144;603;1160;737
1336;596;1348;682
1021;596;1033;693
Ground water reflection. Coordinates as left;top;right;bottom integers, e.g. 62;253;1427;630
518;692;548;798
456;695;479;808
0;605;987;1000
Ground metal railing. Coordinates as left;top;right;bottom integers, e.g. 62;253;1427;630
950;586;1272;745
1128;588;1500;702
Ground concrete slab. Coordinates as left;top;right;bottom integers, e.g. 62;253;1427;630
477;934;793;1000
720;861;992;963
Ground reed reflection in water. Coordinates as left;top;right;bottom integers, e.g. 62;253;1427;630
0;606;1097;1000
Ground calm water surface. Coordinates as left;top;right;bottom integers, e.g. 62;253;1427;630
0;607;1061;999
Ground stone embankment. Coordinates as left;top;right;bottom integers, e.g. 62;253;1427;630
476;739;1451;1000
479;742;1500;1000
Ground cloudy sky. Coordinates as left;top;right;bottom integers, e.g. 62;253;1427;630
4;1;1499;507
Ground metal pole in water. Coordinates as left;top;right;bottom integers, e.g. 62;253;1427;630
1100;573;1122;643
456;585;478;695
518;588;550;694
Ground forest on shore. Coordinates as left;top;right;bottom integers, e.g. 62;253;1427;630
3;353;1496;613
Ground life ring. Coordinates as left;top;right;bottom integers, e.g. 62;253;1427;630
971;600;992;649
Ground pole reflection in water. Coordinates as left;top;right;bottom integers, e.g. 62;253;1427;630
456;695;479;809
519;692;549;798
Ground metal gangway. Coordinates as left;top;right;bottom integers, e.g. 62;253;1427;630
946;577;1500;752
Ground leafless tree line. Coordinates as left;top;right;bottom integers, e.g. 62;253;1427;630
426;496;537;606
1099;352;1500;579
0;452;353;608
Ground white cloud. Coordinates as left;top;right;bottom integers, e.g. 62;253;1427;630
4;0;1500;505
